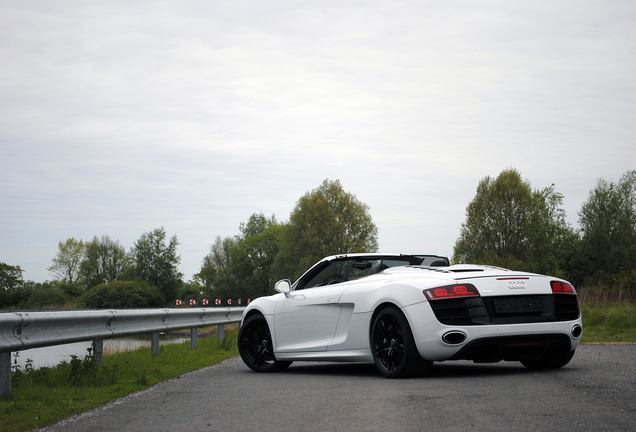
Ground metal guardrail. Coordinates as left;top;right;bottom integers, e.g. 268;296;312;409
0;307;246;399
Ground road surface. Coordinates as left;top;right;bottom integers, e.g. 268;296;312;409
41;344;636;431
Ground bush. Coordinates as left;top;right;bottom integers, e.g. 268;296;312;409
59;281;84;298
23;283;69;309
81;280;166;308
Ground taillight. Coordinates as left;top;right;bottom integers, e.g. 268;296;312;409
424;284;480;300
551;281;576;294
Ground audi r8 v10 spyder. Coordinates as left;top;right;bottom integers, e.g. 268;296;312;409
238;253;582;378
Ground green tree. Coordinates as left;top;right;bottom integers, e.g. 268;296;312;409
81;280;165;309
238;213;277;241
129;227;183;302
11;281;36;308
22;281;69;309
0;262;25;308
275;179;379;280
48;238;85;284
453;168;575;273
178;279;204;306
196;235;237;294
198;214;285;302
578;170;636;280
0;262;24;291
525;184;578;275
230;214;285;300
80;235;130;290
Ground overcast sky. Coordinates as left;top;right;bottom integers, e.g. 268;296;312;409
1;0;634;283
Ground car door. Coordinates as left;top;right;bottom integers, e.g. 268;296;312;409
273;283;349;353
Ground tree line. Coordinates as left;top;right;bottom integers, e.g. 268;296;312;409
0;179;378;308
0;227;183;309
1;171;635;309
453;168;636;294
195;179;378;303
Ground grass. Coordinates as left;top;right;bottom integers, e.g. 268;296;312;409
576;282;636;342
1;327;238;432
581;301;636;343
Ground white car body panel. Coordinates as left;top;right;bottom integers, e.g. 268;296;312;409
274;283;347;352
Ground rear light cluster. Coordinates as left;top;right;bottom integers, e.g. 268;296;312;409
424;284;479;300
551;281;576;294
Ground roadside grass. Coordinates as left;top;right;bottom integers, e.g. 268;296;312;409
581;301;636;343
0;328;238;432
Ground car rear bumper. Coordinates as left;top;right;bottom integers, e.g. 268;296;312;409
404;301;583;362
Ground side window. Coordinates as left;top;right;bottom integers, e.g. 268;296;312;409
301;260;379;289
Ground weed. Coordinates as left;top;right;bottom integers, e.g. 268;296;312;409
135;370;148;385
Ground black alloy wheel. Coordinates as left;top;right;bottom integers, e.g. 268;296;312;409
371;306;432;378
238;314;292;372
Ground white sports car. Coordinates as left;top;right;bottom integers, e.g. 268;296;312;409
238;254;582;378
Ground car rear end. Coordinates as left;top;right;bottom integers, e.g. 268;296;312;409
405;265;582;365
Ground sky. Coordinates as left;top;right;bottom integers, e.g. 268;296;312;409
1;0;635;283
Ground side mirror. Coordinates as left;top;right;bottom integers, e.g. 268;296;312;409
275;279;292;294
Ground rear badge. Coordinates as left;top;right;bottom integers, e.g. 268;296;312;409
507;281;526;289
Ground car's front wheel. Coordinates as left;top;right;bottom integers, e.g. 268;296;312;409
520;350;576;369
371;306;432;378
238;314;292;372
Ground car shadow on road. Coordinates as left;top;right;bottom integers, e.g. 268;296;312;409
282;362;381;377
277;360;570;379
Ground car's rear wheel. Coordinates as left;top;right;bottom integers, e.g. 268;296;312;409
371;306;432;378
520;349;576;369
238;314;292;372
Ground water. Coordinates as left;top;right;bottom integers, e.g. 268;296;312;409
11;334;189;370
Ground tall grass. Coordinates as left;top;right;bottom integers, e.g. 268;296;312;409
578;286;636;304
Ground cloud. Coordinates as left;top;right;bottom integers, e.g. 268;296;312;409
1;0;635;281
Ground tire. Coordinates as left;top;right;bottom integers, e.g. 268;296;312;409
371;306;432;378
238;314;292;372
521;350;576;370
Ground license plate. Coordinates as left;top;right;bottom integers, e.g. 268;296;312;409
494;297;543;314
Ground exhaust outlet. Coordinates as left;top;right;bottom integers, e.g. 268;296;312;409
571;324;582;338
442;331;467;345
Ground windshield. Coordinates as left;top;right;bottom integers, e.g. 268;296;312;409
296;255;446;290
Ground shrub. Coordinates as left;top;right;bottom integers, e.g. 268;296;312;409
81;280;165;308
23;283;69;309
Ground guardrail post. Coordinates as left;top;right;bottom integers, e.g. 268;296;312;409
218;324;224;342
151;333;160;357
191;328;198;349
1;351;10;399
93;339;104;366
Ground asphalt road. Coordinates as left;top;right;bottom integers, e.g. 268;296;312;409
41;344;636;432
